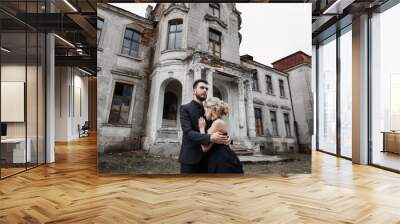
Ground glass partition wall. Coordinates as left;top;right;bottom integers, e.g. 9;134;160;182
316;0;400;172
316;25;352;159
0;2;46;179
317;35;337;155
370;3;400;171
339;26;352;159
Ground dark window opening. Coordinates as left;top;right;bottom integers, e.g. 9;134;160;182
208;29;221;58
162;92;178;120
109;82;134;124
254;108;264;136
270;110;279;136
266;75;273;95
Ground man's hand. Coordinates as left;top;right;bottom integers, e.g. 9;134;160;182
210;132;228;144
198;117;206;130
223;135;232;145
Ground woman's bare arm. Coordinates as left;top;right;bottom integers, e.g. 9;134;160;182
200;119;226;152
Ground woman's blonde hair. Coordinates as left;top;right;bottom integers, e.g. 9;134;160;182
204;97;229;117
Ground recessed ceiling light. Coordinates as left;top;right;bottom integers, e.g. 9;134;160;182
1;47;11;53
78;67;93;76
54;34;75;48
63;0;78;12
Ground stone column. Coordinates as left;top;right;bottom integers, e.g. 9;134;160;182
237;78;247;138
183;69;193;104
46;0;56;162
245;79;256;138
46;32;55;162
206;68;214;98
143;74;161;151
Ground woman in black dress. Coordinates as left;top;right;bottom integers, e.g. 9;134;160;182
198;97;244;174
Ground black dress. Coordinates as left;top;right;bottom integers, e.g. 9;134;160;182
207;143;244;174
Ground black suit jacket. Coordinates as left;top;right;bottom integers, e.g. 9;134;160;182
178;100;211;165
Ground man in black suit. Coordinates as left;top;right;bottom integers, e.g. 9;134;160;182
179;79;231;174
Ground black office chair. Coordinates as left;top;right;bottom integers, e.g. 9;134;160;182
79;121;90;138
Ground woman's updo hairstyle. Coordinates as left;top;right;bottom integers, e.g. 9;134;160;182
204;97;229;117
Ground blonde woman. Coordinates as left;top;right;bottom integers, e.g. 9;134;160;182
198;97;243;174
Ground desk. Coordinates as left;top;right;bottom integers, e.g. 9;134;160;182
382;132;400;154
1;138;31;163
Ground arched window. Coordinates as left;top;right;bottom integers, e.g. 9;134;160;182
162;92;178;120
167;19;183;49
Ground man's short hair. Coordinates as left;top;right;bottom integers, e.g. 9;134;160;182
193;79;208;89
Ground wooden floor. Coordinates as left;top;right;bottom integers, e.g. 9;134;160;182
0;135;400;223
373;151;400;171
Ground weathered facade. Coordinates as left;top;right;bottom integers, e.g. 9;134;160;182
97;3;311;156
272;52;313;153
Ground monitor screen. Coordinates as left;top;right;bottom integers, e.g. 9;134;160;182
1;123;7;137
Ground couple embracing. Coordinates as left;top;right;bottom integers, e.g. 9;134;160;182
178;79;244;174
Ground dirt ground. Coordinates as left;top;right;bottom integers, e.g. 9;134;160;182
98;151;311;175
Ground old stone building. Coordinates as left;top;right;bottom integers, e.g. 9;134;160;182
97;3;312;157
272;52;313;153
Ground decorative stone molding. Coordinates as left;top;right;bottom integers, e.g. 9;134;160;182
111;68;143;79
204;14;227;29
161;48;187;54
266;103;279;108
163;4;189;16
280;105;292;111
190;51;254;74
116;53;143;62
125;22;146;33
253;98;265;105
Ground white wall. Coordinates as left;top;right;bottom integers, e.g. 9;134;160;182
54;67;89;141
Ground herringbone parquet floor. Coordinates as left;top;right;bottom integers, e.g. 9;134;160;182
0;135;399;223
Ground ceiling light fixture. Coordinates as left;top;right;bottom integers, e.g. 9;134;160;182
63;0;78;12
323;0;355;15
1;47;11;53
54;34;75;48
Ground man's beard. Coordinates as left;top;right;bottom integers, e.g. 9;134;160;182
195;93;207;101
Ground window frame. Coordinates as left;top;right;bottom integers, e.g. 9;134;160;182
97;17;104;45
270;110;279;137
108;82;135;125
121;28;141;58
283;112;291;137
209;3;220;18
254;107;264;136
167;19;183;50
266;74;274;95
252;72;259;92
208;28;222;58
279;79;286;98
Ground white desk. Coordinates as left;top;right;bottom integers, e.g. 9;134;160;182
1;138;31;163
